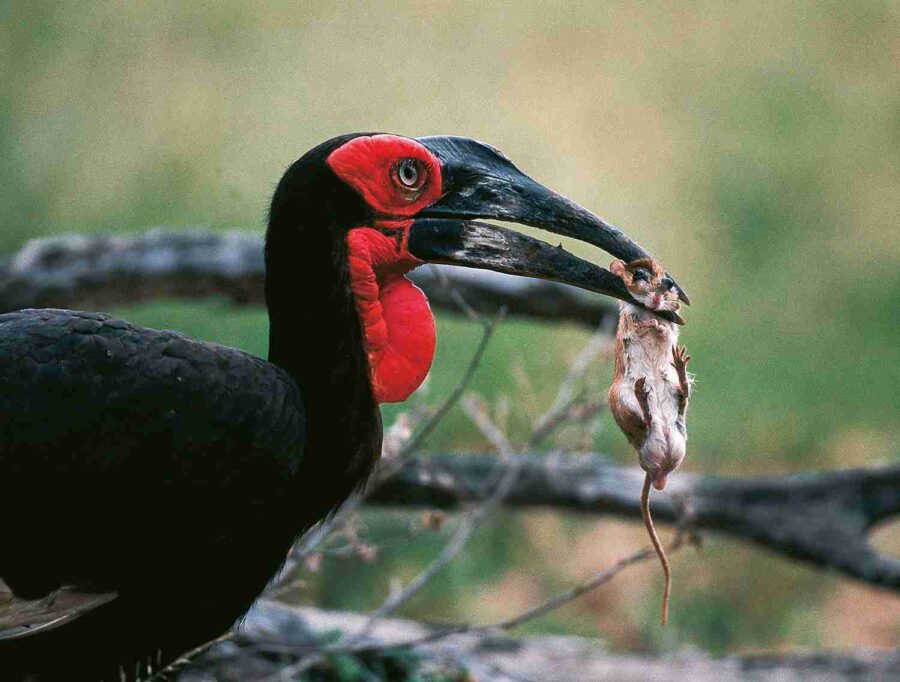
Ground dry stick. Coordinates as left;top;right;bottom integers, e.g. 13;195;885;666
641;472;671;627
429;263;483;323
530;398;607;447
530;320;614;449
531;320;613;443
378;264;504;480
149;632;234;681
383;308;503;476
250;535;687;660
465;534;684;638
267;413;426;599
259;397;523;679
381;536;685;654
349;395;520;645
263;287;620;676
330;277;510;663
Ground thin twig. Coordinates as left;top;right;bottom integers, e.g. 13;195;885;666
349;396;521;644
530;398;607;447
383;308;506;477
149;632;233;681
359;534;687;653
242;535;687;664
429;263;483;323
265;490;366;599
530;321;613;446
257;398;524;681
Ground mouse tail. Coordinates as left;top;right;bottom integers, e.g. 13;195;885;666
641;472;670;626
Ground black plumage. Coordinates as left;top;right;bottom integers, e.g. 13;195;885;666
0;135;382;680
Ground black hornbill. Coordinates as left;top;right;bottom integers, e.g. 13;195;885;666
0;133;686;680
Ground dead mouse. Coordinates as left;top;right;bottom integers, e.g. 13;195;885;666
607;257;692;626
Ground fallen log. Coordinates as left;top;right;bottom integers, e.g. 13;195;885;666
178;601;900;681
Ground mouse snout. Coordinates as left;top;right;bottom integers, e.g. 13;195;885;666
651;474;668;490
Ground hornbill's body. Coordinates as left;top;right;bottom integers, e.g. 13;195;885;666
0;133;684;680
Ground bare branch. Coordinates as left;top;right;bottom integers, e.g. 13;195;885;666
376;535;690;652
534;322;613;432
529;321;613;447
368;453;900;591
0;231;615;328
530;398;607;448
249;530;682;681
352;395;521;644
382;308;504;476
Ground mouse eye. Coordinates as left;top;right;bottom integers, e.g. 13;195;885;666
632;268;650;283
662;276;675;290
393;158;425;191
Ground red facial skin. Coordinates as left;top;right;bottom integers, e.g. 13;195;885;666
328;135;443;403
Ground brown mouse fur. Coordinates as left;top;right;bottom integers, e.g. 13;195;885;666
607;258;692;626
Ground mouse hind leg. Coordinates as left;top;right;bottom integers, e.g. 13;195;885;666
634;377;652;429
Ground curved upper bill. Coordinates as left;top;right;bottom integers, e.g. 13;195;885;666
411;136;689;320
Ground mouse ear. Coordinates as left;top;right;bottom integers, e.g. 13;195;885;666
609;259;627;278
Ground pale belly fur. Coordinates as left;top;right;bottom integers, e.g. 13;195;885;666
615;304;686;473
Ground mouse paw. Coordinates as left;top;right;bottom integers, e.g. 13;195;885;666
671;345;691;408
672;343;690;367
635;318;664;336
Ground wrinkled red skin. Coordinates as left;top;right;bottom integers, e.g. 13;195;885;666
327;134;442;216
328;135;442;403
345;225;435;403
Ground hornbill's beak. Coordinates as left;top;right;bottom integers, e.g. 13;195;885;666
408;136;689;322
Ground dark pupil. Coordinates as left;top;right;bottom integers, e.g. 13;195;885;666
632;269;649;282
399;161;419;187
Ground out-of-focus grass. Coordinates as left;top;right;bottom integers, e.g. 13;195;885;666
5;1;897;470
10;0;900;656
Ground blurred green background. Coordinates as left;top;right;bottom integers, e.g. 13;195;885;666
2;0;898;656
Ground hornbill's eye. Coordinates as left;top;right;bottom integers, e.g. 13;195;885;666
632;268;650;283
395;159;424;190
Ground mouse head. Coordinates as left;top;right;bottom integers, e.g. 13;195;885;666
610;258;682;319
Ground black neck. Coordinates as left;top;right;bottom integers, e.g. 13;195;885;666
264;137;381;500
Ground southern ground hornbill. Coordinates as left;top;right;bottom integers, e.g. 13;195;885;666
0;133;685;680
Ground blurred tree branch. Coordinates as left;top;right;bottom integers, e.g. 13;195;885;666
0;230;616;328
369;453;900;592
178;600;900;682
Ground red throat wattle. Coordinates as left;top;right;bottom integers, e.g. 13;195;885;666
328;135;443;404
346;225;435;403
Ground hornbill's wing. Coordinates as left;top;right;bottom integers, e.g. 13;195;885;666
0;309;306;608
0;580;117;640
